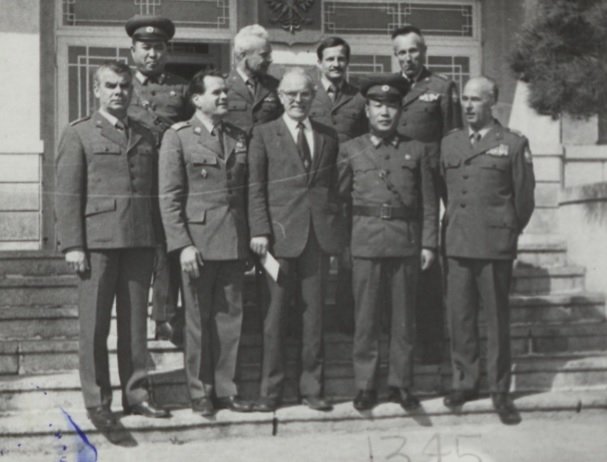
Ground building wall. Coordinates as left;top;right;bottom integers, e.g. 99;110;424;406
0;0;43;250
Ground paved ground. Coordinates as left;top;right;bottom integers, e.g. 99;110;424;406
6;409;607;462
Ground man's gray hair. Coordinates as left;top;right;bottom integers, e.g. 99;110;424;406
233;24;269;57
94;61;132;85
278;67;315;92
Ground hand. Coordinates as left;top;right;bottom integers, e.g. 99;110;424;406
180;245;204;278
250;236;269;256
421;249;436;271
65;249;88;273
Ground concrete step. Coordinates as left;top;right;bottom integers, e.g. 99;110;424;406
2;320;607;376
1;292;603;341
0;391;606;458
515;238;568;267
510;265;585;294
0;251;68;276
2;352;607;414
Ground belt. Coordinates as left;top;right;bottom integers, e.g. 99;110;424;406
352;204;417;220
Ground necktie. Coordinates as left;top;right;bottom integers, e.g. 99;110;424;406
246;78;256;95
297;122;312;172
116;120;128;143
470;132;481;145
327;84;338;103
212;123;225;157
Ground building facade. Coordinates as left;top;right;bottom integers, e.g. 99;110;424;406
0;0;578;253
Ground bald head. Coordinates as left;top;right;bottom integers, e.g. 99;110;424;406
462;76;498;131
278;68;316;121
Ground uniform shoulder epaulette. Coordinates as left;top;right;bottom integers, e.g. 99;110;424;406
163;72;188;85
69;115;91;126
504;127;527;140
171;121;191;131
446;127;463;135
433;72;450;81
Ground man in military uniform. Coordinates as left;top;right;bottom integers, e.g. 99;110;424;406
392;25;464;363
248;69;344;412
441;77;535;423
338;75;439;411
224;24;283;133
309;36;368;334
159;70;252;417
125;15;192;343
55;62;170;429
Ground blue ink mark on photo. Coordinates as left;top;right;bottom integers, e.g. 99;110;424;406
61;408;98;462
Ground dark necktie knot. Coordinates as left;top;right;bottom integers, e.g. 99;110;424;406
470;132;481;144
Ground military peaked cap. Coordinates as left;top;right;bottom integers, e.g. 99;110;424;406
125;15;175;42
360;73;409;103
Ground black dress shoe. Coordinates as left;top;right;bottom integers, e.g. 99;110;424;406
443;390;479;409
125;401;171;418
86;405;116;429
215;395;253;412
192;397;215;417
491;393;520;424
353;390;377;411
387;387;421;411
155;321;173;341
301;396;333;411
252;396;281;412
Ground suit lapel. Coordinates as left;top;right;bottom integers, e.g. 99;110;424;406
253;81;272;109
308;122;325;185
277;118;307;174
126;118;143;153
96;113;127;148
465;123;505;160
223;128;238;161
192;117;223;159
332;82;356;112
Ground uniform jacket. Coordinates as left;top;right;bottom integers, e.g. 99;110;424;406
224;70;283;133
159;116;250;260
440;122;535;260
55;112;160;251
309;78;367;143
338;134;438;258
128;71;192;140
395;67;462;143
248;117;345;258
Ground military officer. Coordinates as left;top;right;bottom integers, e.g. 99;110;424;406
392;24;463;363
224;24;283;133
159;70;252;417
309;36;368;334
338;74;439;411
125;14;192;343
441;77;535;423
248;68;344;412
55;62;170;429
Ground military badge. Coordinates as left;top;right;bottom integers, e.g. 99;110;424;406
419;92;440;102
194;127;201;134
486;144;509;157
235;140;247;153
264;95;277;102
404;154;412;160
170;90;176;96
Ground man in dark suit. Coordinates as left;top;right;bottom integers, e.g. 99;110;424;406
392;25;464;363
224;24;283;133
338;74;438;411
309;36;368;334
441;77;535;422
55;62;170;429
125;14;192;343
248;68;345;412
159;71;252;417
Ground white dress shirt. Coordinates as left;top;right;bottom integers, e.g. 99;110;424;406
282;115;315;158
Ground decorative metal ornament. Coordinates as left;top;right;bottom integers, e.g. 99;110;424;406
266;0;315;34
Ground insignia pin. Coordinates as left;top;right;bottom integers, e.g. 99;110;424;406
146;26;154;33
194;127;201;134
201;169;208;178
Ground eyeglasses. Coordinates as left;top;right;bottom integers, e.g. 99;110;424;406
280;90;313;101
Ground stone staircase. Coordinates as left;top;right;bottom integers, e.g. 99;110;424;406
0;234;606;452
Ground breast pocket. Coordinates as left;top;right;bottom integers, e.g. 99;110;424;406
92;142;121;155
228;100;248;112
190;154;219;167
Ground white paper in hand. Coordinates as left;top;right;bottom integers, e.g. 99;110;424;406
261;252;280;282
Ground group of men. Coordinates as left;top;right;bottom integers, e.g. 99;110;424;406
54;14;535;430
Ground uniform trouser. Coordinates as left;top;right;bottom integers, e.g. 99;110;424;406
352;257;418;390
77;248;154;409
445;257;513;393
415;259;445;355
151;245;182;322
181;260;244;401
334;257;355;332
260;230;329;399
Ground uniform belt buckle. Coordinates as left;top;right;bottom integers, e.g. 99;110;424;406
380;204;392;220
